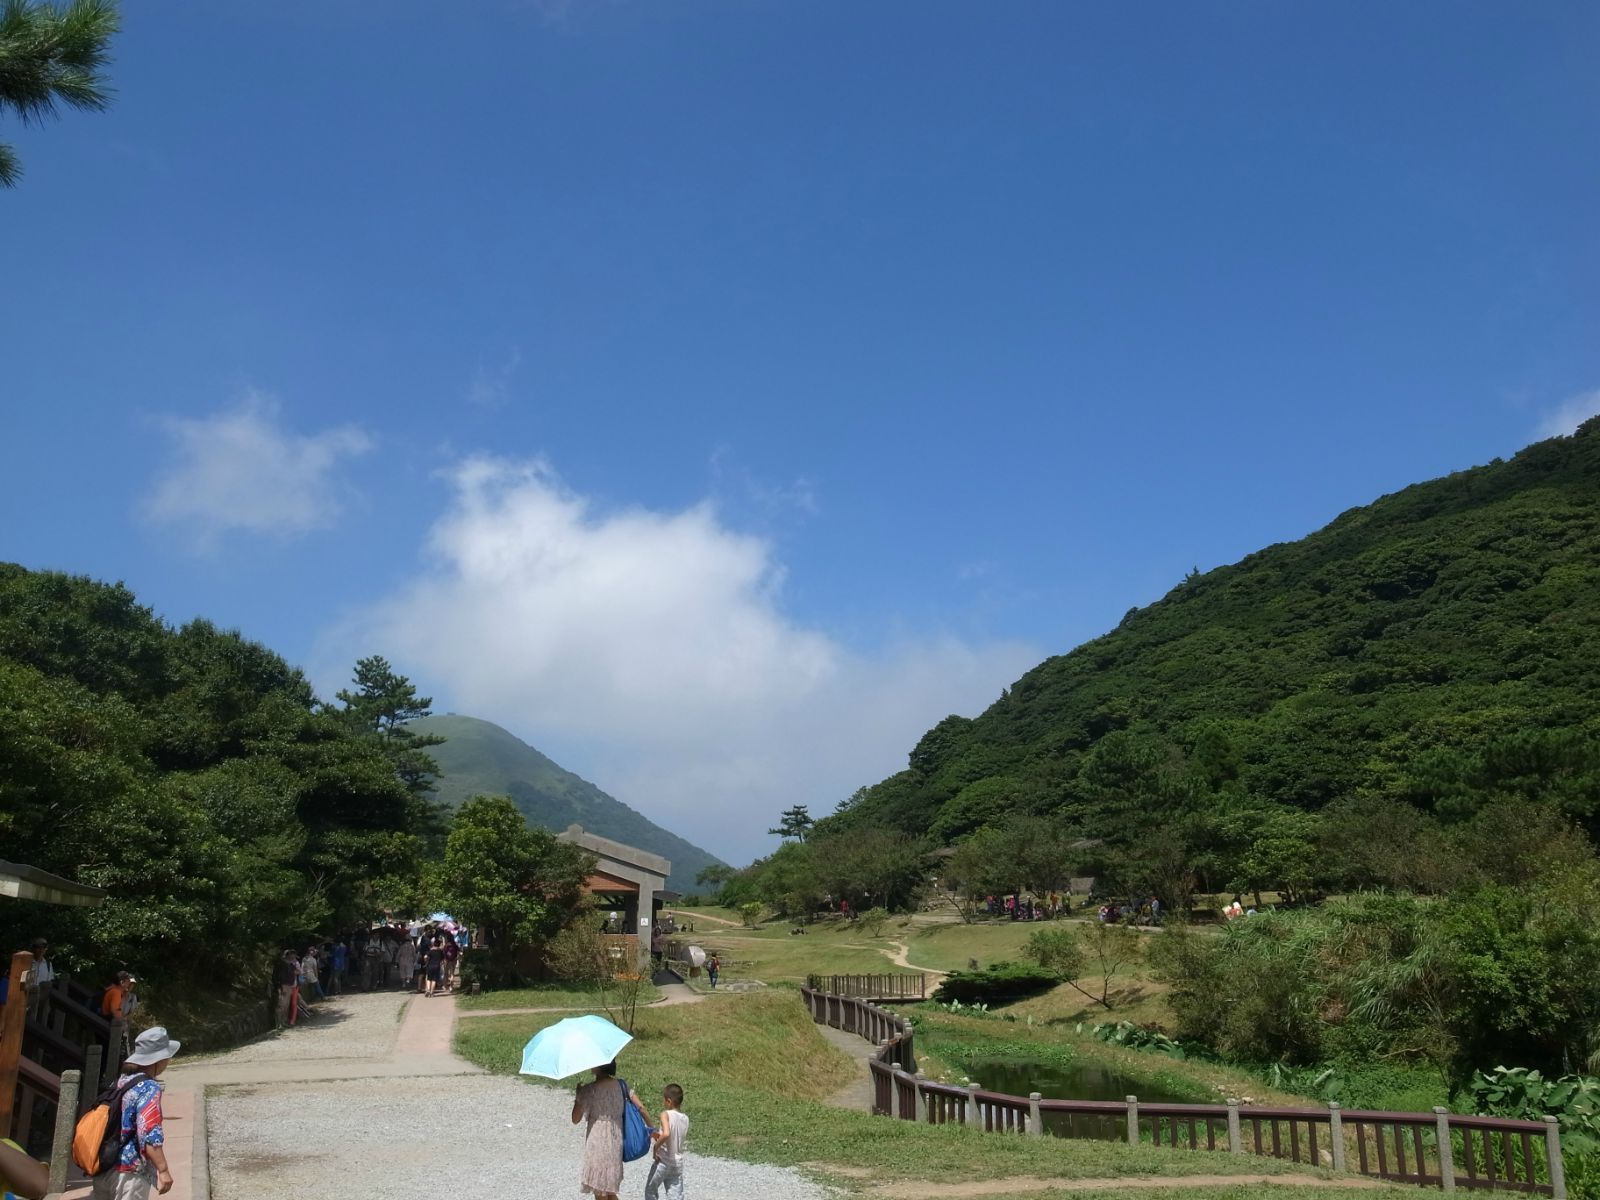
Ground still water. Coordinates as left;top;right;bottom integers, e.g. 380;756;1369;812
964;1058;1193;1141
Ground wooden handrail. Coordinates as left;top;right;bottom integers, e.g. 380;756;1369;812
807;979;1566;1197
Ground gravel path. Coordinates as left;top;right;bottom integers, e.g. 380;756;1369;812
208;1073;835;1200
198;991;835;1199
194;992;410;1065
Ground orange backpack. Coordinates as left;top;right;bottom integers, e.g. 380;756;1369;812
71;1074;146;1176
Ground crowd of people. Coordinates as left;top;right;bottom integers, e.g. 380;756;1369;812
982;891;1075;920
270;918;471;1027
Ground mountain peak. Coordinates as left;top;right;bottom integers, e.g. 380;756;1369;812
411;714;724;891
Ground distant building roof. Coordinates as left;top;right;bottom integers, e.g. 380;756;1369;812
558;825;671;879
0;860;107;908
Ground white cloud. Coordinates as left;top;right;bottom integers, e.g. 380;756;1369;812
143;393;372;548
326;458;1038;862
1534;389;1600;440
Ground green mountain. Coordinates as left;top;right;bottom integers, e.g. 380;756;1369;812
825;419;1600;847
412;713;724;892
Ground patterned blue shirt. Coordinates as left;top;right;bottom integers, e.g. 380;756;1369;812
114;1074;164;1172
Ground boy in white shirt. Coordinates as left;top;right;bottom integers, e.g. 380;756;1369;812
646;1083;688;1200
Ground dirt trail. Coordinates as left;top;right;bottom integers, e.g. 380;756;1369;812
882;938;948;981
666;908;743;926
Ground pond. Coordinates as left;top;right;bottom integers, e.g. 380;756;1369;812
963;1058;1196;1141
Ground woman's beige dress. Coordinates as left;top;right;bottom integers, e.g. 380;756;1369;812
576;1078;625;1196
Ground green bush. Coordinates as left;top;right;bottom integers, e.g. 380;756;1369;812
931;961;1060;1004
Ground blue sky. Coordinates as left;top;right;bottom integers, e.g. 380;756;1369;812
3;2;1597;862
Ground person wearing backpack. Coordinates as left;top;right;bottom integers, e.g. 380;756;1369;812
570;1061;653;1200
93;1025;180;1198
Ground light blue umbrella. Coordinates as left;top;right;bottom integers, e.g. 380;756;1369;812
519;1015;633;1080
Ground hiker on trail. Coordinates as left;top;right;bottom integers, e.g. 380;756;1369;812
329;940;347;995
27;938;54;1019
102;971;136;1021
96;1025;180;1199
273;951;299;1027
706;955;720;989
646;1082;689;1200
570;1060;653;1200
442;935;460;992
424;937;445;997
397;934;417;991
302;945;324;1001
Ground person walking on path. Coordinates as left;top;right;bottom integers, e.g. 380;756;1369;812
706;955;720;989
396;934;417;992
272;951;298;1027
424;937;445;997
94;1025;181;1199
570;1061;653;1200
645;1083;689;1200
27;938;55;1019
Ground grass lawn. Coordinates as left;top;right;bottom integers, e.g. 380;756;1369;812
677;926;900;987
657;910;1448;1124
457;981;663;1011
454;991;1334;1193
904;1007;1306;1108
974;1187;1424;1200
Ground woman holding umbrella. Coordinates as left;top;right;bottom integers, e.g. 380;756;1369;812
572;1061;653;1199
523;1014;653;1200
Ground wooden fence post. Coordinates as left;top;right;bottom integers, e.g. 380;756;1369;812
1227;1100;1243;1154
1328;1102;1345;1172
915;1072;928;1122
0;950;31;1140
1545;1116;1567;1200
965;1085;979;1127
1126;1095;1139;1147
48;1068;81;1194
1434;1107;1456;1192
1028;1092;1043;1137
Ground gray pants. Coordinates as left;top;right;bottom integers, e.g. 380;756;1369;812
92;1165;154;1200
645;1161;685;1200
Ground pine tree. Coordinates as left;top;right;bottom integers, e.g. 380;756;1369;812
0;0;119;187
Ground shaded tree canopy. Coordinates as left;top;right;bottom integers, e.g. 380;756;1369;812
0;564;441;1003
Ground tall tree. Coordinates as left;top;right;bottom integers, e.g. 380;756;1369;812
334;654;446;800
767;804;814;842
432;795;593;981
0;0;118;187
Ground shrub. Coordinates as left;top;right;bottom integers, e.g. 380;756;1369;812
931;961;1060;1005
858;907;889;937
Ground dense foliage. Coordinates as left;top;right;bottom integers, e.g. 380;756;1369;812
719;826;928;916
1152;857;1600;1088
431;794;592;985
0;565;442;1002
821;420;1600;905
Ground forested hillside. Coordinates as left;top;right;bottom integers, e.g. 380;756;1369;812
0;566;439;1000
822;420;1600;893
413;714;724;892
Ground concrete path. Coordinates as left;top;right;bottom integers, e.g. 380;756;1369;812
817;1023;880;1112
145;987;828;1200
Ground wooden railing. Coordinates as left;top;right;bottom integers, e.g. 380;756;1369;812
799;986;916;1073
803;979;1566;1197
804;973;926;1001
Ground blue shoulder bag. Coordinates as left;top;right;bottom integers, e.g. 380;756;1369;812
618;1078;651;1162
